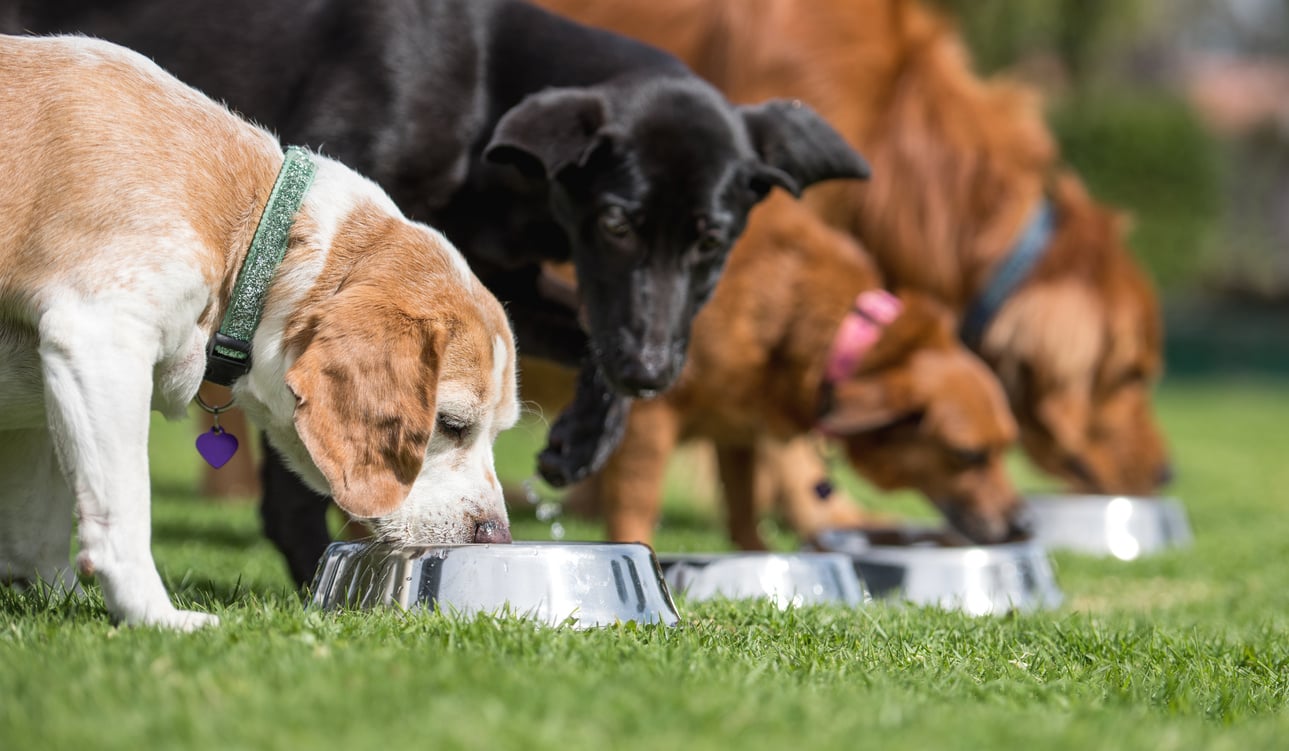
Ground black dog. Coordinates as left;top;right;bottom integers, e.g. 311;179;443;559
9;0;870;585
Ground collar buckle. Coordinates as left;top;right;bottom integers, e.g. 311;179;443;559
204;332;253;387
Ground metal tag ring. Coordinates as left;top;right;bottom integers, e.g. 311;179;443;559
194;391;236;415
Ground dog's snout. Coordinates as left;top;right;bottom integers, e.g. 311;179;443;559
604;351;678;395
940;498;1027;545
473;518;513;544
1005;502;1036;542
1155;463;1175;489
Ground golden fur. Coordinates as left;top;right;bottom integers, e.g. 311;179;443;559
0;35;517;628
537;0;1171;495
531;195;1020;547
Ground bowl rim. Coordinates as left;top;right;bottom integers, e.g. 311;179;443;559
1023;493;1184;505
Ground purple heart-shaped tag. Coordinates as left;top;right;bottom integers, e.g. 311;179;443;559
196;427;239;469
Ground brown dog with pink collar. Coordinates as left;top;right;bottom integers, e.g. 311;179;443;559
573;194;1024;548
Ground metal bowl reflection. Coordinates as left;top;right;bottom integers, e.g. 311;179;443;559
310;541;679;629
1025;494;1192;560
810;527;1062;616
655;552;869;608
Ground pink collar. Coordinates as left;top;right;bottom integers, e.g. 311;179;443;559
824;290;903;383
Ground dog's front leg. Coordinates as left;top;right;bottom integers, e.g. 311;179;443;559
0;428;81;593
40;311;216;630
599;399;680;544
537;360;631;487
259;440;334;589
715;445;769;551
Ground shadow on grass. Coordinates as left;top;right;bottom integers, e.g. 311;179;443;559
0;577;301;624
165;570;302;610
150;477;204;498
0;582;111;623
150;514;264;552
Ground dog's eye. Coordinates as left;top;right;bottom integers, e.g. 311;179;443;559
950;447;990;468
598;205;632;239
436;414;470;442
1114;366;1148;390
747;172;781;200
695;231;725;257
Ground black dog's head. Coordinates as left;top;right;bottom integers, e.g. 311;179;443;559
485;77;869;396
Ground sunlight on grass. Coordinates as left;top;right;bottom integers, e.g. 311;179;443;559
2;378;1288;751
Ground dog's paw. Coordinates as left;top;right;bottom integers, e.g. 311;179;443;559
536;431;596;488
538;399;630;488
538;361;633;487
143;608;220;632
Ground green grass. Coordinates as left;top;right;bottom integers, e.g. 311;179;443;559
3;378;1289;750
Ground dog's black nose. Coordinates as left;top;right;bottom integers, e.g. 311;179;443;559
603;346;680;396
1156;463;1175;489
941;499;1030;545
1006;503;1036;542
607;365;673;396
473;519;512;544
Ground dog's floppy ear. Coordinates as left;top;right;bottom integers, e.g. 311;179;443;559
818;376;918;435
1035;384;1092;458
739;100;872;197
818;293;952;434
485;88;610;180
285;301;443;520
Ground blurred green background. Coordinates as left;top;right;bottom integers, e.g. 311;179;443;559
5;7;1289;750
208;0;1289;532
488;0;1289;536
937;0;1289;376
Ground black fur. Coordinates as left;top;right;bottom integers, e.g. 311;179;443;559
8;0;870;586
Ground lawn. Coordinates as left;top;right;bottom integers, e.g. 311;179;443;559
1;377;1287;750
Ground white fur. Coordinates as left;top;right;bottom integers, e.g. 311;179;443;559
0;39;516;630
370;336;519;545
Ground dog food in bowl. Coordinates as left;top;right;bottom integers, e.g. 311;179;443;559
1024;494;1192;560
310;541;680;629
809;527;1063;616
655;552;869;608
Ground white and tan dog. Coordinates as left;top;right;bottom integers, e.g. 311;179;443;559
0;35;519;629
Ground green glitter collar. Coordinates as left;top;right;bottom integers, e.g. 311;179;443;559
204;146;317;387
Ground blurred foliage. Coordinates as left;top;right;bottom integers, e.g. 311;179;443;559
931;0;1148;83
1051;91;1224;289
1217;125;1289;298
930;0;1059;75
930;0;1225;291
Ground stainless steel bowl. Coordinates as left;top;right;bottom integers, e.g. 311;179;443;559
1024;494;1193;560
810;528;1063;616
655;552;869;608
310;541;680;629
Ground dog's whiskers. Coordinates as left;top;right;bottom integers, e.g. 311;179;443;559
519;399;552;429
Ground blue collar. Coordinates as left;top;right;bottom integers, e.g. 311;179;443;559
959;197;1056;350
